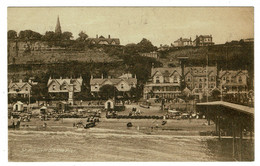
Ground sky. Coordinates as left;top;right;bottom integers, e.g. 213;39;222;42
8;7;254;46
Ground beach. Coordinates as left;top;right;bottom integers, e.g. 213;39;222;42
8;116;254;161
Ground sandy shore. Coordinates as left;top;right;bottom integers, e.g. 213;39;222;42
8;116;255;161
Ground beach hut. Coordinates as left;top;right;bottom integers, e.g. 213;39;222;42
56;101;69;113
13;101;24;112
104;99;114;110
40;106;48;114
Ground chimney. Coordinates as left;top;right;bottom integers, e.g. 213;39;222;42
19;79;22;83
135;74;137;79
101;74;104;79
60;76;62;80
108;35;110;39
91;75;93;79
108;76;111;79
96;34;98;38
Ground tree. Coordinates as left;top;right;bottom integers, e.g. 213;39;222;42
77;31;88;41
99;84;118;99
42;31;59;41
124;43;139;55
211;89;221;101
129;87;137;98
8;30;17;40
31;83;48;105
137;38;157;53
18;30;42;40
62;31;73;40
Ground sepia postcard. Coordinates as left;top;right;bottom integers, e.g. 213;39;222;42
6;7;254;162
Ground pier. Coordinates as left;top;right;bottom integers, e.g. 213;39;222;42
196;101;254;161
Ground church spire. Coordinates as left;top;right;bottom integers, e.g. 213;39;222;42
55;15;62;34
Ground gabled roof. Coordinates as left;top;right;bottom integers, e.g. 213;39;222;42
8;82;32;89
47;77;83;87
88;37;120;45
151;67;182;78
184;66;217;77
174;38;192;43
219;70;248;78
119;73;134;79
90;77;137;86
15;101;23;105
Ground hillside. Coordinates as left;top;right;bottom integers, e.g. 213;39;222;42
8;41;254;90
159;43;254;75
8;47;120;64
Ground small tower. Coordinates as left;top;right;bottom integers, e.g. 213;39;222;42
55;16;62;34
68;84;74;105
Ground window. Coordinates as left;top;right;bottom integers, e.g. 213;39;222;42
199;78;202;82
199;83;202;88
210;83;215;88
156;76;160;83
223;77;226;81
187;76;191;82
231;76;235;83
226;77;230;83
95;84;98;89
25;87;28;91
211;76;215;82
239;76;242;83
121;84;124;89
173;76;178;83
52;85;56;90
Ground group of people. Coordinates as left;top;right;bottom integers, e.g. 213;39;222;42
9;116;21;129
129;107;141;116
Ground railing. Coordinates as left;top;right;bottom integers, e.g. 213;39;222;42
223;93;254;107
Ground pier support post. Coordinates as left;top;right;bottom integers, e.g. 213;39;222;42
232;121;236;158
215;115;218;133
239;122;243;161
218;116;221;140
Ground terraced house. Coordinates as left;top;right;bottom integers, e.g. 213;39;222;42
219;70;249;94
90;73;137;97
47;76;83;93
184;66;217;99
143;67;182;99
8;79;35;97
88;35;120;45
